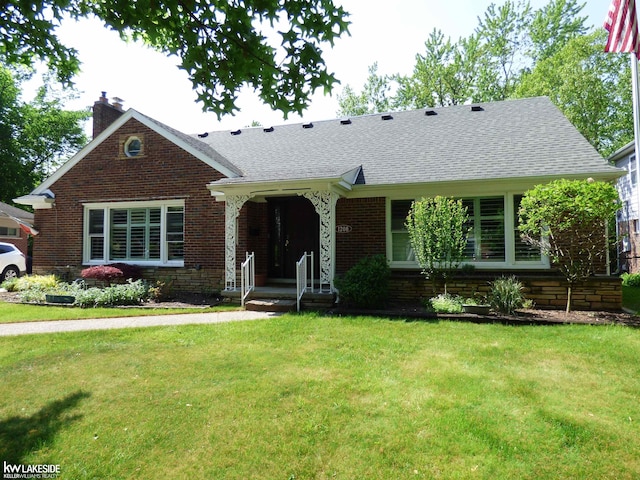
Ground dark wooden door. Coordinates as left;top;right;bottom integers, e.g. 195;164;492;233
268;197;319;278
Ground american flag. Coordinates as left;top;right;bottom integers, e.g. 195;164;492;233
604;0;640;58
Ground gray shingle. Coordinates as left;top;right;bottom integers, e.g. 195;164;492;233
196;97;621;186
138;112;243;177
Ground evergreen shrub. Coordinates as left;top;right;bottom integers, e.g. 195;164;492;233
335;254;390;308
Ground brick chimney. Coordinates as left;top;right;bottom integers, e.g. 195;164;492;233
92;91;125;138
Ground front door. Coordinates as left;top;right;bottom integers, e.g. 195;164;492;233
268;197;320;279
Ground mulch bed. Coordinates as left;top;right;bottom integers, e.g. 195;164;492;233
328;303;640;327
2;291;639;327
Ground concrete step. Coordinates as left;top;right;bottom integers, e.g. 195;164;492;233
245;298;297;313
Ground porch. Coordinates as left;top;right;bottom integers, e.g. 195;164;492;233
222;283;336;312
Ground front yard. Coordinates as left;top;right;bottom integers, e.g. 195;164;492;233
0;314;638;479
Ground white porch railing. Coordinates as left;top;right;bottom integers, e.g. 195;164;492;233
296;251;314;312
240;251;255;307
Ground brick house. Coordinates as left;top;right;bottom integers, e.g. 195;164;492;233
15;94;625;309
0;201;36;259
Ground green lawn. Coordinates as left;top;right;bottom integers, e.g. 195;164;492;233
0;302;238;323
1;314;639;479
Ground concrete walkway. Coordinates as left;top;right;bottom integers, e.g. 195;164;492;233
0;310;280;337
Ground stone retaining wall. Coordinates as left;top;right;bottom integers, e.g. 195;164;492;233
34;265;224;294
389;271;622;311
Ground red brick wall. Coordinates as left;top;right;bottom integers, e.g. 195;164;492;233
336;197;386;274
32;117;227;290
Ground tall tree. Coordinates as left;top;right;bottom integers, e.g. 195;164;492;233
514;31;632;156
337;1;630;156
475;0;532;100
395;30;488;108
371;0;590;111
0;1;350;118
337;63;393;117
0;66;89;204
528;0;588;62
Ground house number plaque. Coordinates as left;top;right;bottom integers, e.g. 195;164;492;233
336;224;352;233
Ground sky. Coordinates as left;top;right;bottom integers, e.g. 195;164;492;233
46;0;613;135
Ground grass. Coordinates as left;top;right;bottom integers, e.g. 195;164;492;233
0;302;238;323
0;314;639;479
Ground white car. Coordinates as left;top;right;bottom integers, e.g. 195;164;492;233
0;242;27;282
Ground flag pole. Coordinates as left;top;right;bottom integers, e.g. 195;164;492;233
633;0;640;231
632;54;640;211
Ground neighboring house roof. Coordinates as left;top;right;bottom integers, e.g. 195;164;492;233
608;140;634;164
0;201;37;235
200;96;622;188
0;202;34;223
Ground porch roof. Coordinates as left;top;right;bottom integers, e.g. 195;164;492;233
198;96;622;189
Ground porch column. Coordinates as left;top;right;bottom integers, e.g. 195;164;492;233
302;191;339;292
225;194;251;290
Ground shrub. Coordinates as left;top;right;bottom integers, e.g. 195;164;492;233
3;274;61;292
0;277;19;292
74;280;150;308
519;179;620;312
110;263;143;280
487;276;525;315
147;279;175;302
405;196;469;294
81;264;143;284
428;294;464;313
335;255;390;308
621;272;640;287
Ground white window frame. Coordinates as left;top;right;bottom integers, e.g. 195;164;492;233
0;226;20;238
630;153;637;186
387;193;549;270
83;199;185;267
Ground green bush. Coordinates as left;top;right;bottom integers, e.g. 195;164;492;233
0;277;19;292
13;278;151;307
428;294;464;313
335;255;390;308
621;272;640;287
74;280;150;308
487;276;525;315
3;274;61;292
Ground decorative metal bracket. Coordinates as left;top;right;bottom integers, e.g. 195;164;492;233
225;194;251;290
302;191;339;292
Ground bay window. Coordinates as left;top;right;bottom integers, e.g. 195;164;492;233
84;200;184;266
390;194;544;268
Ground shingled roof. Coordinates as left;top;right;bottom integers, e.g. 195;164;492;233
198;96;621;187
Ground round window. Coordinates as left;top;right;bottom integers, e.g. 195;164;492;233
124;136;142;157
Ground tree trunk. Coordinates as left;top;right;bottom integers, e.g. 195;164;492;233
566;284;572;315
